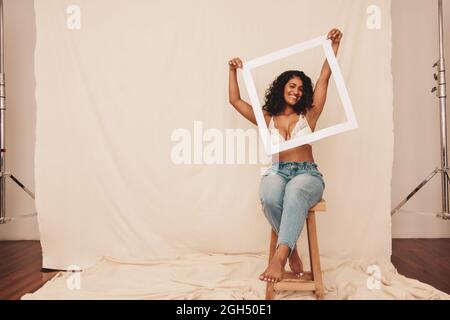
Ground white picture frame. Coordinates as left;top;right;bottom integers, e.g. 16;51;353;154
241;35;358;155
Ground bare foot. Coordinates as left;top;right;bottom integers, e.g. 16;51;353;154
259;256;285;283
288;247;304;276
259;245;290;283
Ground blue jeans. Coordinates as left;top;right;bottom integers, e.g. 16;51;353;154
259;161;325;257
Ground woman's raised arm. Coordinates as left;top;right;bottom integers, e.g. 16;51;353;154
311;28;343;119
228;57;258;126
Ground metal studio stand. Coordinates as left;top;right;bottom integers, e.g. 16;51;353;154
391;0;450;220
0;0;36;224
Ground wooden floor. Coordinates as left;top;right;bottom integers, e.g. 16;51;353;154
0;239;448;299
0;241;58;300
391;239;449;295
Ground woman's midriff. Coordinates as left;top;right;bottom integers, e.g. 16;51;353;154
272;144;315;163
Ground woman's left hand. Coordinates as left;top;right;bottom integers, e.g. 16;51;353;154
327;28;343;46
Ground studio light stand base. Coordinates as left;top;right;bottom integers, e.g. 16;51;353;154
391;167;450;220
0;172;36;224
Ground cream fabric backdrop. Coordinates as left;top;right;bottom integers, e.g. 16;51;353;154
25;0;448;299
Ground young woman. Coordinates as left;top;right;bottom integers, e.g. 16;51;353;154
228;28;343;283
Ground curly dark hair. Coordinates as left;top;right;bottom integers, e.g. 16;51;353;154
262;70;314;116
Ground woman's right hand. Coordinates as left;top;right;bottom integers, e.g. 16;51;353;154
228;57;243;71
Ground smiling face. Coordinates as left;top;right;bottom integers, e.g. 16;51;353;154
283;76;303;106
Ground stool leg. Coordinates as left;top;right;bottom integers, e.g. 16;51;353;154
265;229;277;300
307;212;325;300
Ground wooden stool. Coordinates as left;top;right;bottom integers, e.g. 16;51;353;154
265;199;326;300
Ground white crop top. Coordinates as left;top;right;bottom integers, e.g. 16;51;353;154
269;114;312;144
